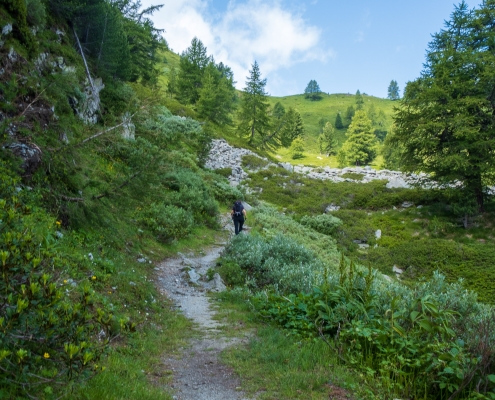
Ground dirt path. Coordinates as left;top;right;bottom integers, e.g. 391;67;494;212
155;215;253;400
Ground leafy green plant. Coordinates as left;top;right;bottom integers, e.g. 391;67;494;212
137;203;194;242
0;166;113;398
241;154;270;170
300;213;342;236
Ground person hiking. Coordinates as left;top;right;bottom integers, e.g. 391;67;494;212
231;200;247;235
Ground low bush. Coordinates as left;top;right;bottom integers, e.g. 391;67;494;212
222;234;325;293
214;167;232;178
241;154;270;170
300;213;342;236
137;203;194;242
0;165;113;398
216;259;246;286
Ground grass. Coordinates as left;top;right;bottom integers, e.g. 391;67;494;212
243;169;495;303
212;290;374;399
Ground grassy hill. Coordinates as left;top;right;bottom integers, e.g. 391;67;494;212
267;93;396;167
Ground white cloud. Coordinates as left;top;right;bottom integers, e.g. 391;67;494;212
141;0;332;94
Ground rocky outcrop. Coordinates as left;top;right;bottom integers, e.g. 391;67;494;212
72;78;104;125
205;139;427;189
4;142;42;179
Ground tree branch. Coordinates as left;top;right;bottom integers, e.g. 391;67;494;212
72;26;95;94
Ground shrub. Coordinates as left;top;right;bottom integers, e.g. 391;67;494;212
214;167;232;178
300;214;342;236
241;154;270;170
223;234;325;293
137;203;194;241
216;260;246;286
0;165;112;398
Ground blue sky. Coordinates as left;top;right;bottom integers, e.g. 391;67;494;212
142;0;463;98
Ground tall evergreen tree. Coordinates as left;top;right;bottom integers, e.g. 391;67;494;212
355;89;364;110
273;102;286;120
335;113;344;129
341;110;376;166
167;66;178;97
197;62;236;125
318;117;327;133
177;37;210;104
322;122;338;155
387;80;400;100
304;80;322;100
280;108;304;147
345;105;355;126
392;1;495;212
237;61;270;145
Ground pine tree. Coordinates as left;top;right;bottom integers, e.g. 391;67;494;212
177;37;210;104
280;108;304;147
304;80;322;100
322;122;338;155
290;137;305;159
197;62;236;125
335;113;344;129
273;102;286;120
237;61;270;145
355;89;364;110
318;117;327;133
345;105;355;126
387;80;400;100
341;110;376;166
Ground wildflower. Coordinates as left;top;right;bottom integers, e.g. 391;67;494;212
91;276;96;280
63;280;67;284
55;221;61;226
44;353;50;359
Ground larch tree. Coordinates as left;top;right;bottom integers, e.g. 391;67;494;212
335;113;344;129
355;89;364;110
237;61;270;145
304;80;322;100
387;80;400;100
392;1;495;212
177;37;210;104
322;122;338;155
280;108;304;147
341;110;377;166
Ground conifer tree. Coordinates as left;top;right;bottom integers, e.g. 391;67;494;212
345;105;355;126
273;102;286;120
387;80;400;100
177;37;210;104
280;108;304;147
237;61;270;145
167;66;178;97
355;89;364;110
335;113;344;129
341;110;376;166
304;80;322;100
318;117;327;133
197;62;236;125
322;122;338;155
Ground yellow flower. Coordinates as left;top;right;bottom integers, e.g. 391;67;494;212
43;353;50;359
55;221;61;226
63;280;67;284
91;276;97;280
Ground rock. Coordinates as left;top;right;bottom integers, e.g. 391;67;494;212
212;273;227;292
72;78;104;124
392;265;404;275
55;231;64;239
325;204;340;212
375;229;382;239
2;23;12;36
137;257;146;263
129;281;137;286
417;205;423;209
4;142;42;178
358;243;369;249
401;201;413;208
187;269;201;284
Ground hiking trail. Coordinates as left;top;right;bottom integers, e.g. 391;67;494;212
154;214;253;400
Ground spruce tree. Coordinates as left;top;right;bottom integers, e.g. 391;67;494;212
387;80;400;100
355;89;364;110
167;66;178;97
280;108;304;147
237;61;270;145
345;105;355;126
304;80;322;100
273;102;286;120
322;122;338;155
335;113;344;129
177;37;210;104
341;110;376;166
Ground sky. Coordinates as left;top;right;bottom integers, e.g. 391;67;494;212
141;0;465;98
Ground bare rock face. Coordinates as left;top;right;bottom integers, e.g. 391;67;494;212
72;78;104;125
4;142;42;179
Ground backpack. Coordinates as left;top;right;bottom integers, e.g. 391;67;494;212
233;201;243;216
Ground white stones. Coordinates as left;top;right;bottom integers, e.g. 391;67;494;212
2;24;12;36
393;265;404;275
375;229;382;239
325;204;341;212
401;201;414;208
